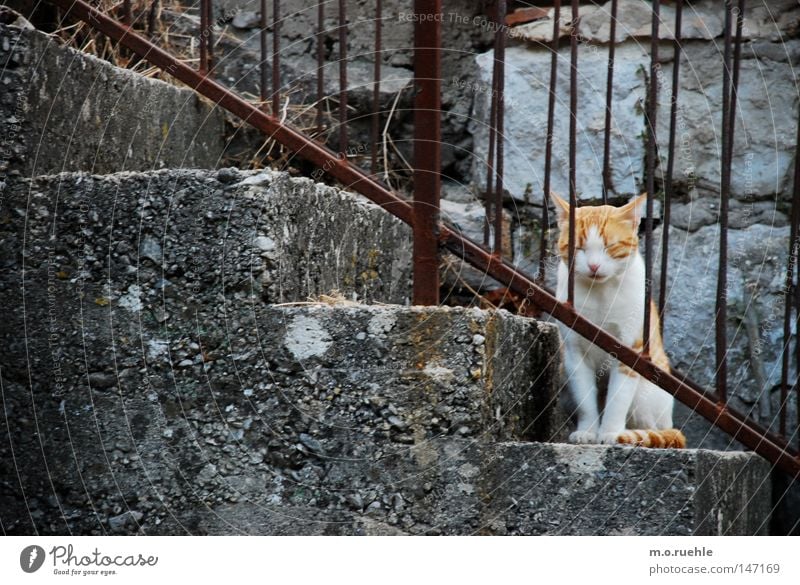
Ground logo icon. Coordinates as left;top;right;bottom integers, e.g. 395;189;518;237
20;545;45;573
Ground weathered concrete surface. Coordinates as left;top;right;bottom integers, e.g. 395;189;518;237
0;168;411;321
0;299;563;535
0;23;228;180
482;442;772;536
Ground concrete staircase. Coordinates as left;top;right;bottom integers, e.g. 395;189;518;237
0;21;773;535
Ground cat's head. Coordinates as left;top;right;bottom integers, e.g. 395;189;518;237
550;193;646;283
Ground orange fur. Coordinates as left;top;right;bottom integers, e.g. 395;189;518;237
552;195;641;264
616;428;686;449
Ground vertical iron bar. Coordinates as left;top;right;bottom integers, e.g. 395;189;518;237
199;0;208;75
659;0;683;328
717;0;745;402
780;107;800;437
260;0;268;104
484;40;499;247
539;0;561;283
147;0;159;38
339;0;348;154
643;0;659;356
568;0;579;305
371;0;383;175
601;0;618;203
206;0;214;75
717;3;732;402
272;0;280;116
122;0;131;25
316;1;325;134
494;0;507;257
412;0;442;305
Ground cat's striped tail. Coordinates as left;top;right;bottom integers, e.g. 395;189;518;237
616;429;686;449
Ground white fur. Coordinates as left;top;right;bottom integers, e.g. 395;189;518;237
555;215;675;445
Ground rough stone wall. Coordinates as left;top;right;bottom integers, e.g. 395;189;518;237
470;0;800;204
0;23;228;180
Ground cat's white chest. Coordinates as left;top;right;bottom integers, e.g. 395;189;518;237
555;254;645;344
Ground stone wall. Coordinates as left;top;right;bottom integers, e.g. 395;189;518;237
470;0;800;204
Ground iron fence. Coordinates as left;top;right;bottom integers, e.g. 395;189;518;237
45;0;800;478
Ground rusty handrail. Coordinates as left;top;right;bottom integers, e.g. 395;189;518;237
46;0;800;478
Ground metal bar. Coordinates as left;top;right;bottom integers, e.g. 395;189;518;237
643;0;659;356
601;0;618;204
199;0;208;75
717;1;745;402
338;0;348;153
539;0;561;283
780;46;800;439
568;0;579;305
272;0;280;116
659;0;683;328
780;118;800;435
316;0;325;134
147;0;159;38
412;0;442;305
260;0;268;104
371;0;383;175
716;3;733;402
783;272;800;440
51;0;800;479
484;40;499;248
493;0;507;257
206;0;214;74
122;0;131;26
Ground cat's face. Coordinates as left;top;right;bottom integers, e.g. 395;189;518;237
550;193;645;283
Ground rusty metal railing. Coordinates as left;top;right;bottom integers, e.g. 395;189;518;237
47;0;800;478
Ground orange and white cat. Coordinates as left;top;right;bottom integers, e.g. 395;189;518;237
551;193;686;449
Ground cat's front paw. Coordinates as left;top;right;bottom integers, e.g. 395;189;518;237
598;432;623;445
569;431;598;444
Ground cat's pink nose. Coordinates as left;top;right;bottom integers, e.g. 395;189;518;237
588;263;600;273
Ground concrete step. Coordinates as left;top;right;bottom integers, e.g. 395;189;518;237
0;300;565;534
181;440;770;536
0;23;234;179
0;286;770;534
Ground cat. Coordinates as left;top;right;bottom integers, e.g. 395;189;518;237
550;192;686;449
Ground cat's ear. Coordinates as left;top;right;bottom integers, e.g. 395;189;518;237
616;193;647;228
549;192;571;223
